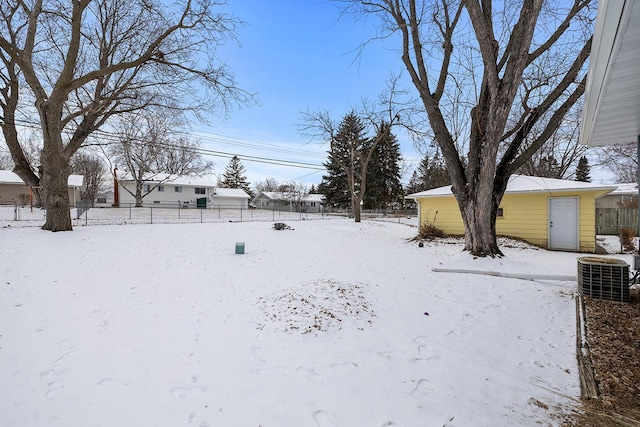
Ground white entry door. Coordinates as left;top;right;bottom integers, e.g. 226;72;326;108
548;197;579;251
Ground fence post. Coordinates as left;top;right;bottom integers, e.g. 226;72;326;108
200;208;203;223
150;206;153;224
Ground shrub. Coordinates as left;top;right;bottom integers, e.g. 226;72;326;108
620;227;637;252
416;210;447;240
418;222;447;240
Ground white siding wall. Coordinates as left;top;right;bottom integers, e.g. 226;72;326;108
119;182;212;205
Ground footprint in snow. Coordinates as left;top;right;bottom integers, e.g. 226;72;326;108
97;378;131;387
313;410;338;427
297;367;325;385
251;346;267;362
170;385;207;398
409;378;434;398
329;361;359;371
45;380;65;400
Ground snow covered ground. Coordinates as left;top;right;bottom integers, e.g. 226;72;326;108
1;217;632;426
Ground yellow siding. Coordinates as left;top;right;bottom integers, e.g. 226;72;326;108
418;190;609;253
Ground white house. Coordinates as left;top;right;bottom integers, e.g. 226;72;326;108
253;191;324;213
0;170;84;206
115;173;251;208
210;187;251;209
596;183;638;208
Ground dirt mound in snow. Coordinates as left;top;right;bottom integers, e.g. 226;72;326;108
256;279;375;334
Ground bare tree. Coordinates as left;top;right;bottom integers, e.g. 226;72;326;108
515;106;587;179
0;148;11;169
253;177;281;194
109;110;214;207
70;152;108;205
595;142;637;183
0;0;250;231
280;181;310;212
343;0;594;256
301;78;401;222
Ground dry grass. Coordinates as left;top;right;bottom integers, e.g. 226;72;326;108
567;287;640;426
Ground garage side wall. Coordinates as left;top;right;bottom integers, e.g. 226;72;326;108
417;190;603;252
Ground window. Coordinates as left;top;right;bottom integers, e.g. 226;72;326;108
97;197;106;204
311;202;316;207
175;186;183;193
497;207;504;218
154;201;160;204
158;185;164;192
144;184;151;193
195;187;206;195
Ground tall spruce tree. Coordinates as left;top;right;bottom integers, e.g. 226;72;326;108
575;156;592;182
364;124;403;209
318;151;351;209
405;152;450;194
220;156;253;196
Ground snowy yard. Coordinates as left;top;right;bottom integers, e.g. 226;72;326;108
2;218;627;426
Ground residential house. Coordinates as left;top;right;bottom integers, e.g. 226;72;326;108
210;187;251;209
116;173;251;208
407;175;616;253
595;183;637;208
253;191;324;213
0;170;84;206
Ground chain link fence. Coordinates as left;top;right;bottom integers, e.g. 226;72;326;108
0;202;46;222
1;202;417;228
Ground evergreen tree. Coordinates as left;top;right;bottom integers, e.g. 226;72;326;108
405;152;450;194
318;151;351;209
575;156;592;182
536;155;562;178
309;184;317;193
220;156;253;197
364;124;403;209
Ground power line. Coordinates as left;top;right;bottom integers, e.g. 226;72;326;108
2;117;327;171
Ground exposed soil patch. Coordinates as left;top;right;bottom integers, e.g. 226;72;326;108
255;279;376;334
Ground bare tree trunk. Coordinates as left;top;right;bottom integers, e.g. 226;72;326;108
459;192;501;257
135;184;144;207
40;143;72;231
353;194;362;222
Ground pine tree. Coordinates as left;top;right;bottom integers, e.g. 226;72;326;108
405;152;450;194
575;156;592;182
364;124;403;209
318;151;351;209
309;184;317;193
536;155;562;178
220;156;253;196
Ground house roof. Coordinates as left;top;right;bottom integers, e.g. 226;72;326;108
580;0;640;147
213;188;250;199
609;183;638;195
407;175;617;198
117;172;216;187
305;194;324;203
256;191;324;202
0;170;83;187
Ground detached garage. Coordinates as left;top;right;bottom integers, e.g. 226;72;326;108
407;175;616;253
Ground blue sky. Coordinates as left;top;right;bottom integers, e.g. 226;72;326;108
195;0;423;187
